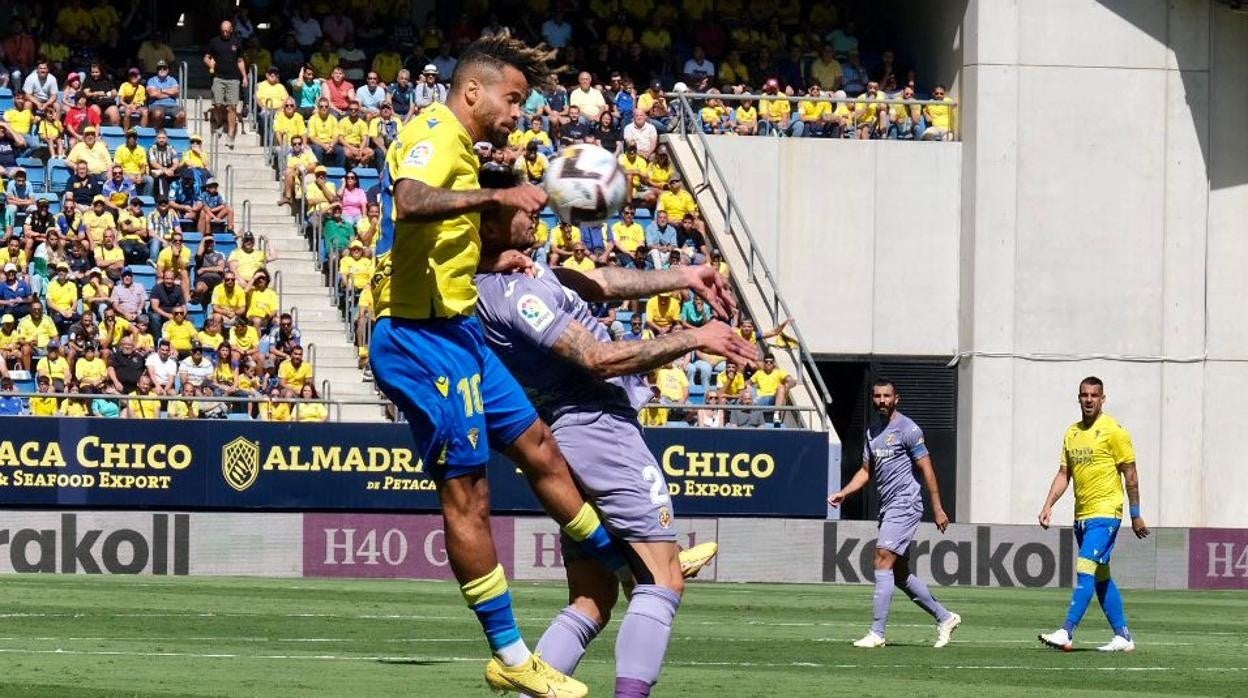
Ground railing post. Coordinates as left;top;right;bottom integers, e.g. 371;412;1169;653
178;62;188;114
225;164;234;206
242;198;251;233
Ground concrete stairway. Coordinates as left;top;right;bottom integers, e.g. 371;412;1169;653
188;99;386;422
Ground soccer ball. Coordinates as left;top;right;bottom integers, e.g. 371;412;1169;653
542;144;629;226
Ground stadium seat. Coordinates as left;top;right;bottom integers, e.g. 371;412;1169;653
130;264;157;290
136;127;157;149
17;158;46;191
616;310;633;324
166;128;191;153
0;90;12;113
137;195;156;207
324;166;347;180
47;159;72;193
227;412;253;421
634;208;653;220
214;233;236;257
100;126;126;151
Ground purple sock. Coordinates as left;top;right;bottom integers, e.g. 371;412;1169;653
871;569;895;637
901;574;952;622
615;584;681;697
534;606;600;675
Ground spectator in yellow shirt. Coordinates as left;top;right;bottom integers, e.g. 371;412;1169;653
278;345;314;392
306;99;343;167
167;381;200;419
617;142;649;199
162;306;198;357
548;222;582;267
126;374;162;418
759;79;795;137
295;382;329;422
273;100;307;148
74;341;109;392
796;82;833;137
336;100;374;169
516;141;549;184
854;81;888;139
29;375;60;415
337;240;375;292
211;272;248;326
734;97;759;136
645;292;683;335
229;321;262;365
17;302;58;355
67;127;113;175
245;272;280;331
607;205;646;262
749;354;796;426
114;131;152;195
229;232;275;290
118;68;148;130
37;340;71;391
561;244;597;272
921;85;956;141
657;176;697;223
260;386;294;421
46;264;81;334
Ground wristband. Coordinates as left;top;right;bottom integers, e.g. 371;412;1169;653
1129;505;1141;519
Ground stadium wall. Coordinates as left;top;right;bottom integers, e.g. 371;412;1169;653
700;0;1248;528
3;510;1243;590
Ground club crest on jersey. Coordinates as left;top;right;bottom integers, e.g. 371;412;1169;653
467;428;480;449
517;293;555;331
885;433;896;446
658;507;672;529
405;141;434;167
435;376;450;397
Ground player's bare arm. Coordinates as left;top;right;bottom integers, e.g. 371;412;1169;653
1038;466;1070;529
915;453;950;532
549;317;756;380
393;179;547;222
553;264;736;318
827;460;871;507
1118;461;1150;539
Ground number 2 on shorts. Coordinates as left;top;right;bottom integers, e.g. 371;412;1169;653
642;465;671;505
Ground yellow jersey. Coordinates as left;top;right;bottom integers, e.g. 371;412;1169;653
197;330;224;351
717;371;746;396
255;81;290;111
114;144;148;176
60;400;90;417
562;255;596;272
246;288;280;320
75;357;108;384
163;319;198;352
1061;413;1134;521
30;395;60;416
46;280;79;313
655;367;688;401
296;401;329;422
611;221;646;254
750;368;789;398
760;98;791;120
658;190;697;222
229;325;261;352
375;102;482;320
274;112;307;141
157;245;191;272
18;315;58;349
128;392;162;419
644;296;681;330
37;355;70;382
307;113;339;142
230;249;268;283
211;283;247;315
337;116;371;147
119;82;147;107
278;360;314;391
339;255;376;290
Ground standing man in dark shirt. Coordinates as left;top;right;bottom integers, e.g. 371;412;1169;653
107;335;146;393
204;20;247;149
68;160;101;205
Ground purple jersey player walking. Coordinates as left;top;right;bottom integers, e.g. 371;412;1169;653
827;378;962;648
474;201;757;697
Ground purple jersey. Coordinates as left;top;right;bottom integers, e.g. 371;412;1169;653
474;264;651;423
864;412;928;512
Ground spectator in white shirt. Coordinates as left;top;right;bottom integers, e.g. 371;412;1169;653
682;46;715;83
145;339;179;393
568;71;607;121
541;12;573;48
178;342;215;388
622;110;659;158
22;61;60;119
290;8;323;51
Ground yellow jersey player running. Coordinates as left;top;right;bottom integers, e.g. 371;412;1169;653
1038;376;1150;652
370;35;621;697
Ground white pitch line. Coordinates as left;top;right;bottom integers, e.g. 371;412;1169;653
0;647;1242;673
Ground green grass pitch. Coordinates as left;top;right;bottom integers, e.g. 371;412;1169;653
0;576;1244;696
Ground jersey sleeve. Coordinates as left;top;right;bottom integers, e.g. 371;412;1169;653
904;422;930;460
1108;424;1136;465
497;275;574;351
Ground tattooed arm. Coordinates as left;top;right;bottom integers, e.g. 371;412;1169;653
554;264;735;317
551;318;759;379
392;179;547;222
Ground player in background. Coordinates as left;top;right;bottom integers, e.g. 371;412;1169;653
370;35;625;697
827;379;962;648
473;198;756;697
1038;376;1149;652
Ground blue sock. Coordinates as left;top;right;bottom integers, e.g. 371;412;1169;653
563;503;628;573
461;564;526;661
1096;576;1130;640
1064;572;1096;636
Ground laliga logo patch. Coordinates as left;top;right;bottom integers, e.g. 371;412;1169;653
658;507;672;529
517;293;555;331
222;436;260;492
405;141;434;168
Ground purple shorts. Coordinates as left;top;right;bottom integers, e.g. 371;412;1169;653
551;410;678;560
876;504;921;556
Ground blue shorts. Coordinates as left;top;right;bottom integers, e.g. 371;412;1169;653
1074;517;1121;565
370;315;538;480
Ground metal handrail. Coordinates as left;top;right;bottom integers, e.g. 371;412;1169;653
305;341;317;370
177;62;188;113
271;267;284;311
241;199;252;233
670;94;833;429
224;164;234;206
291;306;300;328
247;64;258;132
210;131;220;172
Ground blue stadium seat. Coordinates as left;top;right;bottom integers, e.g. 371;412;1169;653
166;128;191;153
135;127;157;149
634;207;653;220
182;231;203;247
0;90;12;113
137;195;156;207
352;167;379;192
187;302;206;328
616;310;633;324
324;166;347;180
130;264;157;290
47;159;73;193
214;233;236;257
100;126;126;151
16;158;45;191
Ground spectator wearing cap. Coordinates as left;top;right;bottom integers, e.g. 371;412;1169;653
515;141;550;185
194;234;228;305
198;178;235;236
17;300;56;358
168;169;204;223
107;333;144;393
102;166;138;212
74;340;108;393
36;339;70;391
622;110;659;159
146;61;185;127
109;267;149;326
117;197;152;264
149;269;186;336
337;100;375;169
126;373;162;418
46;262;80;334
356;71;388;118
753;81;790;138
307;98;344;167
162;306;198;358
147;129;182;198
277;135;317;206
94;231;126;282
145;338;179;393
181;134;211;172
230;232;276;291
246;271;280;332
67;126;113;175
338;239;374;295
114;129;153;196
118;68;148;130
413;64;447;112
387;69;417;121
303;165;340;216
0;313;24;372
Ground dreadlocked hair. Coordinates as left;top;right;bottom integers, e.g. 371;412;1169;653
452;32;559;92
